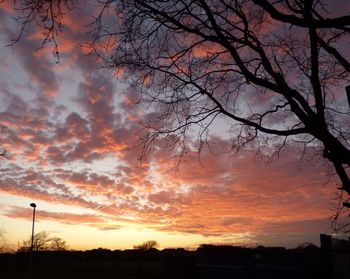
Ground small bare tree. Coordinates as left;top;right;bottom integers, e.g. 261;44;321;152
133;240;159;250
0;229;10;253
49;236;68;251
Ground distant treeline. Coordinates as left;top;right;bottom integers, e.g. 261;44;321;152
0;243;343;279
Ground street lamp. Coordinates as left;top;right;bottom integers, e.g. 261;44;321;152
30;203;36;251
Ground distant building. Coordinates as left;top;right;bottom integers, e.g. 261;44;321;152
320;234;350;279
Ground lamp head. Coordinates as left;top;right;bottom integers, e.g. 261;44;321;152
30;203;36;208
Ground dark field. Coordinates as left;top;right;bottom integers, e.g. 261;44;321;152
1;238;349;279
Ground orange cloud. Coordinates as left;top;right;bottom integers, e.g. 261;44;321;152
5;206;106;225
0;2;342;249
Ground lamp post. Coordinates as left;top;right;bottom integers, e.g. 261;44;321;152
30;203;36;251
28;203;36;279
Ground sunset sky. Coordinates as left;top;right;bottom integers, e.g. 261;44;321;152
0;1;347;251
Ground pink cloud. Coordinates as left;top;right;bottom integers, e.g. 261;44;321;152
54;112;90;143
5;206;106;225
0;1;344;249
0;137;336;242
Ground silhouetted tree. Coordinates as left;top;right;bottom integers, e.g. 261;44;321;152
3;1;350;226
296;242;319;252
133;240;159;250
17;231;68;252
49;236;68;251
0;229;10;253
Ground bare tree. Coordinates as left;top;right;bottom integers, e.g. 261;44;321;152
49;236;68;251
0;229;10;253
133;240;159;250
3;1;350;226
2;0;77;61
17;231;68;252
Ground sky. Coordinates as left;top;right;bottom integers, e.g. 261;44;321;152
0;1;347;251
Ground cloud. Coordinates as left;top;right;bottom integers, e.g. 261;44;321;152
0;167;98;211
0;2;341;249
93;224;122;231
54;112;90;143
4;206;107;226
0;100;336;245
8;35;59;97
0;133;335;242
